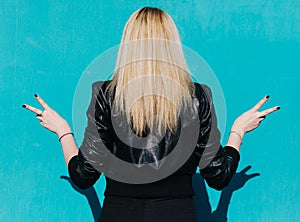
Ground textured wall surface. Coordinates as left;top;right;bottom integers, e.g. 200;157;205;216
0;0;299;221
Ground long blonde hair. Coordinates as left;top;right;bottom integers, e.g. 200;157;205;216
107;7;195;136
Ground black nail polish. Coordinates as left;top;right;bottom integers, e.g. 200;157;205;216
34;94;38;97
266;95;270;99
22;104;26;108
276;106;280;110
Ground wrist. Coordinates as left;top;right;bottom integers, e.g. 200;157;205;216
230;125;245;138
56;125;72;138
58;132;74;142
227;130;243;152
230;130;243;143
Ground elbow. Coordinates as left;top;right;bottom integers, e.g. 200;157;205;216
68;169;98;190
206;178;230;191
201;166;235;191
67;155;99;190
201;147;240;191
70;176;94;190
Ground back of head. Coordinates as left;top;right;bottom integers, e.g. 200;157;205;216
107;7;195;136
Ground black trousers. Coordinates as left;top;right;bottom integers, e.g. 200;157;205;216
98;195;197;222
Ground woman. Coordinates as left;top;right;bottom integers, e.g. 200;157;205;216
23;7;280;222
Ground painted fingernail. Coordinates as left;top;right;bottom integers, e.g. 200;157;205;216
22;104;26;108
276;106;280;110
34;94;38;97
266;95;270;99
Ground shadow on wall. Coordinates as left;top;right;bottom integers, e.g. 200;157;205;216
60;176;102;222
193;166;260;222
60;165;259;222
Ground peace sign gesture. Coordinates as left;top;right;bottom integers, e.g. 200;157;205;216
22;94;70;136
231;95;280;137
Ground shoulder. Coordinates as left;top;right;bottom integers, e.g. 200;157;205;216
193;82;213;105
91;80;114;111
91;80;112;92
91;80;114;100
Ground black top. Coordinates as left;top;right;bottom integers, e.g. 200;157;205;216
68;81;240;198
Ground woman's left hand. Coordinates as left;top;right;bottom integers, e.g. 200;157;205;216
22;94;71;136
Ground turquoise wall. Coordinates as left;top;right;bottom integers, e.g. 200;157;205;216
1;0;299;221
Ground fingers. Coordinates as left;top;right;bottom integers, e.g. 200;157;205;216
22;104;43;115
60;175;69;181
34;94;50;109
259;106;280;117
247;173;260;179
36;115;42;121
35;115;47;123
22;94;50;115
252;95;280;117
40;121;48;128
252;95;270;111
239;166;252;174
258;115;266;123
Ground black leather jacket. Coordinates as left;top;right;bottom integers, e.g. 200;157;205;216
68;81;240;195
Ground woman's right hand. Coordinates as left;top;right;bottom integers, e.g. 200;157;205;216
231;95;280;138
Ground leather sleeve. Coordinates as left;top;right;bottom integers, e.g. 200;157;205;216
195;83;240;191
67;81;108;190
68;150;100;189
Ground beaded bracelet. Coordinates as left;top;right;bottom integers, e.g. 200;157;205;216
58;132;74;142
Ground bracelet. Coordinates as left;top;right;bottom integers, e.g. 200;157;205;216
58;132;74;142
230;131;243;142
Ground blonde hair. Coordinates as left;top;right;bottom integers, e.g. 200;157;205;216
107;7;195;136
